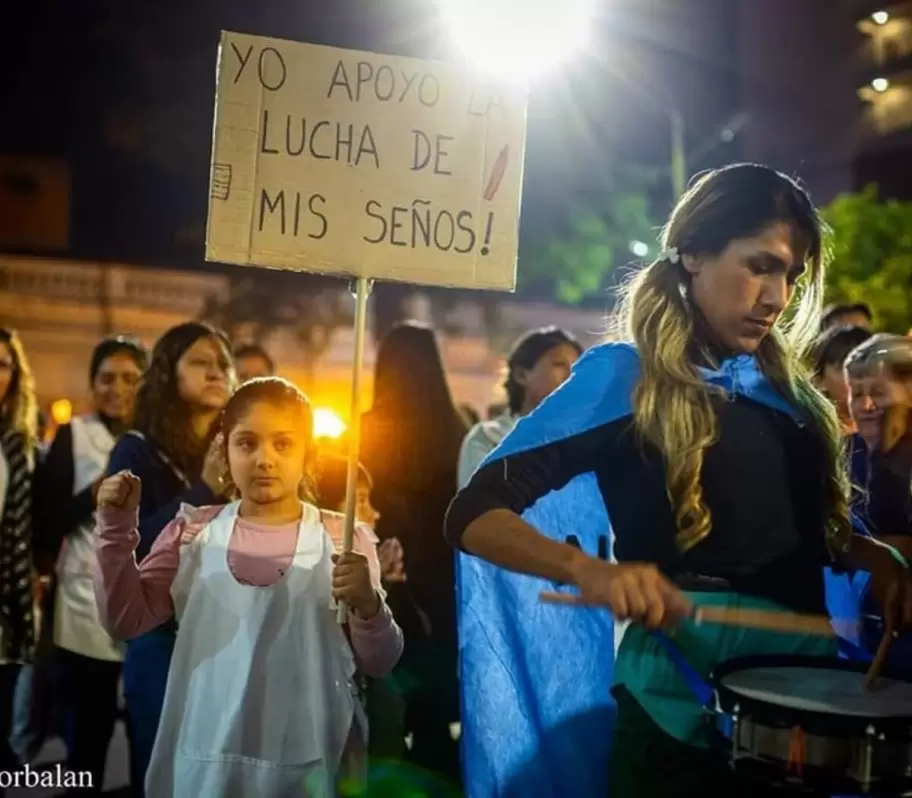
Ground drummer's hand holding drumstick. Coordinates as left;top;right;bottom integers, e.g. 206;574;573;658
460;509;690;631
566;557;692;630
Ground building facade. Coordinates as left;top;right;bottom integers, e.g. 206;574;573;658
853;1;912;197
736;0;912;203
0;254;608;429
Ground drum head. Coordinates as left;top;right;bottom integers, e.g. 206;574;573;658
712;655;912;735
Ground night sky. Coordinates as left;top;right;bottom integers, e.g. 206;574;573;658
2;0;743;290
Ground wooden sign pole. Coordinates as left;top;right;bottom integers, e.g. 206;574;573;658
337;275;372;624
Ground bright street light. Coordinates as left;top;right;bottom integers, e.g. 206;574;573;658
313;408;346;440
872;10;890;25
438;0;595;83
629;240;650;258
872;77;890;93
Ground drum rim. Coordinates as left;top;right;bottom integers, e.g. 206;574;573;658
710;654;912;734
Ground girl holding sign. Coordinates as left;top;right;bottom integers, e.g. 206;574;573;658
93;377;404;797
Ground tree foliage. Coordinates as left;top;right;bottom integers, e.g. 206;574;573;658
822;185;912;333
201;273;353;384
520;169;660;304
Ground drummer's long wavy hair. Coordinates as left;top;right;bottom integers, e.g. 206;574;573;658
614;164;851;554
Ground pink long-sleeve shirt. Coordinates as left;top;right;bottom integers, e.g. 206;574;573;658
93;503;403;678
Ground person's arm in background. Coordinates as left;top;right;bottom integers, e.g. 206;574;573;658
105;434;220;561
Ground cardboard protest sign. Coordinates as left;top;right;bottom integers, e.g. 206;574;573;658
206;31;528;291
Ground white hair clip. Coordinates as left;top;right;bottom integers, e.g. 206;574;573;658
661;246;681;265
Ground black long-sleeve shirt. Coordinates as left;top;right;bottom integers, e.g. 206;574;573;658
32;420;112;572
445;395;831;615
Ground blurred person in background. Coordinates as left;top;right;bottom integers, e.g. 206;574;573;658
846;334;912;541
458;327;582;488
821;301;873;332
0;329;40;798
458;404;480;429
33;335;148;794
811;325;874;499
233;342;275;383
486;402;506;420
104;322;234;797
812;325;875;656
812;325;874;433
844;334;912;669
360;322;466;786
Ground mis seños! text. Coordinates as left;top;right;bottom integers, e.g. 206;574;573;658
257;190;492;256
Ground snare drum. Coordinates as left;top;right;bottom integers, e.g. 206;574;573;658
710;655;912;796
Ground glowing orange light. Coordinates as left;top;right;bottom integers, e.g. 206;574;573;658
313;408;346;439
50;398;73;425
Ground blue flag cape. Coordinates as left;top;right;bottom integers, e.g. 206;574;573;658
456;341;840;798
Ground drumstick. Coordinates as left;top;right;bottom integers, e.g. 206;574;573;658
539;591;842;638
865;583;898;690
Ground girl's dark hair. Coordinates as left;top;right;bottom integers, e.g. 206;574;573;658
505;327;582;414
363;321;466;481
133;322;231;478
315;455;372;511
221;376;313;440
89;335;148;382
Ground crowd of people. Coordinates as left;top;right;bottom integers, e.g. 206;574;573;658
0;162;909;797
0;310;580;796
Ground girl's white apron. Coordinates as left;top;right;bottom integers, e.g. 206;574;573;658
54;415;124;661
146;502;362;798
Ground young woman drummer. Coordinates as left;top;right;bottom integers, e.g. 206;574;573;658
445;164;912;797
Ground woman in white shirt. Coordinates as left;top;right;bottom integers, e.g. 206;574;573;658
457;327;582;488
35;336;148;795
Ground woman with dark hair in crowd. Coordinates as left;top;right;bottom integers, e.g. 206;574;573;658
103;322;234;797
33;335;148;794
457;327;582;487
0;329;40;798
811;325;874;499
360;321;467;785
